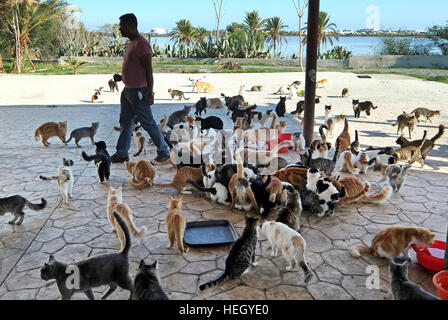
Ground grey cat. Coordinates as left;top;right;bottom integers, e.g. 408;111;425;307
65;122;99;147
299;190;324;215
375;164;411;191
0;196;47;225
166;105;191;129
389;257;440;300
199;216;259;291
40;212;133;300
131;260;169;300
301;139;341;176
276;190;302;232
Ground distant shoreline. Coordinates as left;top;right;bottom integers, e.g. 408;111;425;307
147;34;430;38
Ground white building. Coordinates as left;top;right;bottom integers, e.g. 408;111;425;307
150;28;168;35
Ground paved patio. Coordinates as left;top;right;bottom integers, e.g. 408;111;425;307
0;73;447;300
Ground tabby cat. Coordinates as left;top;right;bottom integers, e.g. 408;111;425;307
166;196;189;255
392;112;418;139
108;79;119;93
276;190;302;232
392;131;427;168
342;88;349;98
34;121;68;147
0;196;46;225
166;106;191;129
199;216;259;291
168;89;190;101
352;100;378;118
411;108;441;123
396;125;445;160
65;122;99;147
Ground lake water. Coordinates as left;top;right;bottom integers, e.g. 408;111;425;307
149;36;439;58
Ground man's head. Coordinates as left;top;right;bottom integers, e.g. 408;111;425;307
119;13;138;38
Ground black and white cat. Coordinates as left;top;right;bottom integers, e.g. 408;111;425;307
0;196;47;225
131;260;169;300
195;116;224;136
82;141;111;184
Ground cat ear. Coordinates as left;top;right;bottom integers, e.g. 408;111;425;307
152;261;158;269
139;260;146;269
49;255;55;262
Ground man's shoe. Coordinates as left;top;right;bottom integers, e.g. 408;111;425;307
111;154;129;163
153;154;170;163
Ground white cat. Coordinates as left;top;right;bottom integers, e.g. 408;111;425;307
259;221;312;281
210;182;231;206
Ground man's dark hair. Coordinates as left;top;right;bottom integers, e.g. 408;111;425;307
119;13;138;28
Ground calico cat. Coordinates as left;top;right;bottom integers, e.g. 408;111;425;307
168;89;190;101
392;131;427;168
389;257;440;300
40;158;74;205
275;96;287;118
352;100;378;118
91;91;101;103
350;130;361;155
195;97;207;117
166;196;189;255
107;187;146;250
309;125;331;159
131;260;169;300
34;121;68;147
342;88;349;98
153;164;207;194
206;98;225;109
291;101;305;119
195;116;224;135
81;141;111;183
392;112;418;139
325;114;346;138
251;85;263;92
125;159;156;189
166;106;191;129
396;125;445;161
0;196;46;225
133;126;147;157
199;216;259;291
40;212;133;300
192;81;213;93
350;225;435;260
252;109;273;127
336;150;370;175
108;79;119;93
336;118;351;152
259;221;312;281
411;108;441;123
65;122;99;148
276;190;302;232
324;105;332;121
374;164;411;191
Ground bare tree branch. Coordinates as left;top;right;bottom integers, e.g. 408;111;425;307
292;0;308;71
212;0;224;41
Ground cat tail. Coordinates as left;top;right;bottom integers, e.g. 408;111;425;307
337;183;370;208
319;125;328;143
342;118;349;133
186;179;217;195
159;115;168;131
153;182;174;189
64;134;73;144
25;198;47;211
199;273;230;291
332;139;341;164
173;215;188;254
122;213;146;239
235;148;245;179
391;121;398;127
363;186;393;203
410;108;418;115
344;153;360;175
128;178;150;190
39;175;58;181
270;141;293;155
418;131;428;150
431;125;445;143
133;146;144;157
113;211;131;255
81;151;98;162
350;244;374;258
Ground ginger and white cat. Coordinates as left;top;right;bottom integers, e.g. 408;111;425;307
166;196;189;255
192;81;213;93
107;187;146;250
350;225;435;260
34;121;68;147
39;158;74;205
336;151;371;174
133;126;147;157
125;160;156;189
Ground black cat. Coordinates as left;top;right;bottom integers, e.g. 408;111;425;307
276;96;287;118
250;176;276;217
81;141;111;183
195;116;224;134
195;97;207;117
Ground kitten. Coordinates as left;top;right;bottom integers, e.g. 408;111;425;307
195;116;223;135
166;196;189;255
133;126;147;157
192;81;213;93
291;132;306;152
34;121;68;147
65;122;99;147
239;85;246;96
325;114;346;138
259;221;312;281
40;212;133;300
352;100;378;118
168;89;190;101
324;105;332;121
131;260;169;300
392;112;418;139
153;164;207;194
81;141;111;183
350;225;435;260
108;79;119;93
206;98;225;109
0;196;46;225
125;159;156;189
275;96;287;118
91;91;102;103
392;131;427;168
389;257;440;300
199;216;259;291
107;187;146;250
276;190;302;232
251;85;263;92
375;164;411;192
342;88;349;98
40;158;74;205
336;118;351;152
195;97;207;117
167;106;191;129
396;125;445;161
411;108;441;123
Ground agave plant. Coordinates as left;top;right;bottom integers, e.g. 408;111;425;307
320;46;352;60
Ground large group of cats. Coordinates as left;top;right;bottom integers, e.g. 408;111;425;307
0;75;445;300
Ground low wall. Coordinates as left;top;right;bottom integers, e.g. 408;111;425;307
349;55;448;69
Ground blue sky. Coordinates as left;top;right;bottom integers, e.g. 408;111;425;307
67;0;448;32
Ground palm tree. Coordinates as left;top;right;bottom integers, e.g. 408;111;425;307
194;27;208;43
303;11;339;57
2;0;68;73
239;10;268;35
63;57;87;75
264;17;288;57
170;19;196;52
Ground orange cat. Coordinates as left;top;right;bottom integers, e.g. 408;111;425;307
317;79;328;88
192;81;213;93
166;196;189;255
336;118;351;152
125;160;156;189
153;164;208;194
350;225;435;260
107;187;146;250
34;121;68;147
265;176;284;203
272;167;308;190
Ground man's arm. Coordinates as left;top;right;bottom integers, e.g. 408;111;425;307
140;53;154;106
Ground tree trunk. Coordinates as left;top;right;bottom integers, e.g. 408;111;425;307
299;17;303;71
0;53;4;73
274;39;277;57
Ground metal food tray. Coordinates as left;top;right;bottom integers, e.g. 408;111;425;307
184;220;239;247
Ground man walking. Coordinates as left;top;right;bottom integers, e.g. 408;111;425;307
111;13;170;163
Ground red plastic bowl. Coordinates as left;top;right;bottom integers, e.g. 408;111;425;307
412;241;446;272
267;133;292;154
433;270;448;300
